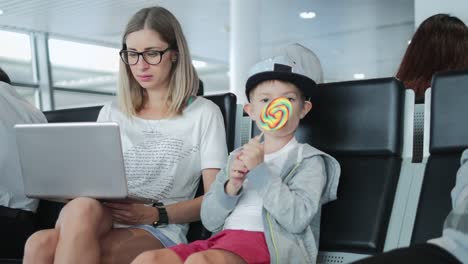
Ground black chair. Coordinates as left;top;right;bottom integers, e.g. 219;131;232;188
186;92;237;241
295;78;406;259
43;105;103;123
411;70;468;244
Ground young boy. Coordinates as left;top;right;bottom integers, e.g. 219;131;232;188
132;52;341;264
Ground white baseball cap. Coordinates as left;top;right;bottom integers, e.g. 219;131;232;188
245;43;321;101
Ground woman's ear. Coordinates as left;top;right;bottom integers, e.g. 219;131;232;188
300;101;312;119
171;51;179;63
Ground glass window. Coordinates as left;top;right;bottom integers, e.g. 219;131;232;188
53;90;114;110
48;38;119;94
0;30;35;84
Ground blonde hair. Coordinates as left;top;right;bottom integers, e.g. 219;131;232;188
118;6;199;117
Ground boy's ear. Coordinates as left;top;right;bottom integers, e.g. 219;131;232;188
243;103;255;120
300;101;312;119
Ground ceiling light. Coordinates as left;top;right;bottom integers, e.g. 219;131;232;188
408;40;411;44
192;60;207;68
300;12;316;19
0;9;4;15
353;73;365;79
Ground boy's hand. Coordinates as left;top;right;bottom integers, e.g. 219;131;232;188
239;135;264;171
226;153;248;196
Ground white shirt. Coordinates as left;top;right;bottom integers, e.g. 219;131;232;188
223;137;299;231
97;97;228;204
0;82;47;212
97;97;228;244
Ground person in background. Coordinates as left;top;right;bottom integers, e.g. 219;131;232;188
353;149;468;264
396;13;468;102
0;66;47;258
23;6;227;264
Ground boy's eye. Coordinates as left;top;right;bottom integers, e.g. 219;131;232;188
260;98;269;103
287;97;296;102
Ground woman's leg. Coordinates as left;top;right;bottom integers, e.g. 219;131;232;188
23;229;59;264
53;197;113;264
24;197;113;264
100;228;166;264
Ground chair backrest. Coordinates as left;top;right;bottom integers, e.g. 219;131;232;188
203;93;237;152
296;78;405;256
43;105;103;123
411;70;468;244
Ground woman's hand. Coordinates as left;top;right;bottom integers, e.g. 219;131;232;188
103;203;158;225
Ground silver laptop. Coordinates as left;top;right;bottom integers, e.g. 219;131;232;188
14;122;155;203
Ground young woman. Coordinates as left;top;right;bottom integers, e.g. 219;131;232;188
396;14;468;102
24;6;227;264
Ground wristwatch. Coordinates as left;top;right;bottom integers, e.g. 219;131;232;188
152;202;168;227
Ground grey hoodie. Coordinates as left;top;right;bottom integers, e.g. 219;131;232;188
201;143;341;264
428;149;468;263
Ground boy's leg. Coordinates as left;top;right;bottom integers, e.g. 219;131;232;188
131;248;183;264
185;249;246;264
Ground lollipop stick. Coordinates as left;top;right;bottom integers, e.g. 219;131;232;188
258;131;264;143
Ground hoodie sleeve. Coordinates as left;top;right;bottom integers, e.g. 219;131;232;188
201;153;243;233
248;155;327;234
452;149;468;207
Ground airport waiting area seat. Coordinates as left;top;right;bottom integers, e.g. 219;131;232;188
410;70;468;244
294;78;408;263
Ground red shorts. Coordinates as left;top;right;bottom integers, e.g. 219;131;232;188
169;229;270;264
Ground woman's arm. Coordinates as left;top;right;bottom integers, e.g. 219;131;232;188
105;168;219;225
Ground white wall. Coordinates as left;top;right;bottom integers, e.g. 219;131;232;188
415;0;468;27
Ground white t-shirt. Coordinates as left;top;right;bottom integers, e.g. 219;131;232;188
223;137;299;231
97;96;228;243
0;82;47;212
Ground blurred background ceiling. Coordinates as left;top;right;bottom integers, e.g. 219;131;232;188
0;0;466;108
0;0;413;82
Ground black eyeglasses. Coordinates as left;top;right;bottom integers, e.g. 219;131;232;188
119;47;172;65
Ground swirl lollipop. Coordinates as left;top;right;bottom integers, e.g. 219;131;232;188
259;97;292;133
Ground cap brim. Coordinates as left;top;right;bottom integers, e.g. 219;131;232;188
246;71;316;100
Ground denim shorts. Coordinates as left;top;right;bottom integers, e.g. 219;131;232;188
133;224;177;247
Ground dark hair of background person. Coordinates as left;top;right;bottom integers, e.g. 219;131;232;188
0;67;12;84
396;14;468;100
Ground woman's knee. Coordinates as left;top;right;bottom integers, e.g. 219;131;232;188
24;230;58;260
60;197;107;229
